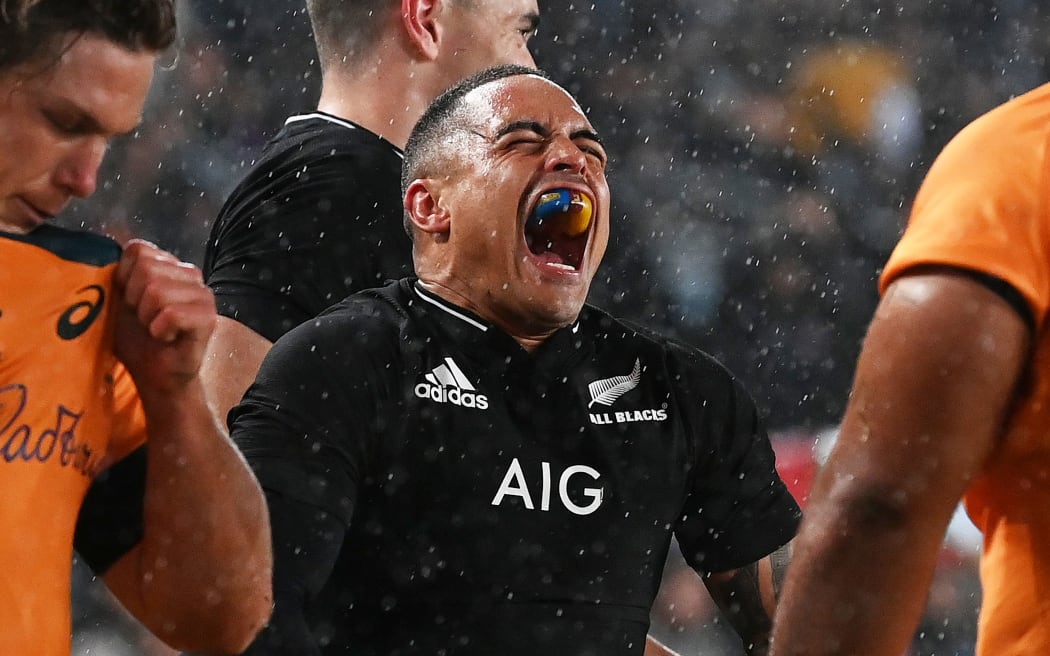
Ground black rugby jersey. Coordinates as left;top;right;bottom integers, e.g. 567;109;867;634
204;112;414;342
232;278;801;655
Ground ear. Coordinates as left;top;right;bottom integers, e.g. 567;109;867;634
404;178;451;236
401;0;441;61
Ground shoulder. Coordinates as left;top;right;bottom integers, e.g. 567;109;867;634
208;117;403;250
214;117;402;223
883;83;1050;301
929;83;1050;186
275;281;409;358
268;114;402;175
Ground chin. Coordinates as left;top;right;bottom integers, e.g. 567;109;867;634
540;296;587;327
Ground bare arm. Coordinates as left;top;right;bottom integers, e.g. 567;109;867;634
704;541;793;656
101;240;273;654
201;315;274;425
771;271;1030;656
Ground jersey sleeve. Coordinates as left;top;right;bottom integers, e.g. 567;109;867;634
74;365;148;573
229;310;385;525
880;97;1050;332
74;446;147;573
242;490;346;655
672;355;802;574
204;153;411;343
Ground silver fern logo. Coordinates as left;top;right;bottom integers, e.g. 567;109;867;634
588;359;642;408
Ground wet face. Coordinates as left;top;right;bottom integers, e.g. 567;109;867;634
414;74;611;337
437;0;539;84
0;33;156;234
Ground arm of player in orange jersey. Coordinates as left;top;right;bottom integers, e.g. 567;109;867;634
101;240;273;654
771;269;1030;656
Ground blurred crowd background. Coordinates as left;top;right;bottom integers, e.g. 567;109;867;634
64;1;1050;654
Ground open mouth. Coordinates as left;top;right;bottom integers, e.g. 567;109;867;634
524;188;593;271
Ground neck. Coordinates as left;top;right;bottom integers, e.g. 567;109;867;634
316;56;438;150
416;279;561;353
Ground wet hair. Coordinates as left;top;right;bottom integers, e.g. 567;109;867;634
305;0;393;72
401;64;548;196
0;0;176;72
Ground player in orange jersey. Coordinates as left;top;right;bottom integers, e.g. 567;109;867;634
772;82;1050;655
0;2;271;654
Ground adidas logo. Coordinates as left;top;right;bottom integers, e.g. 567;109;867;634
414;357;489;410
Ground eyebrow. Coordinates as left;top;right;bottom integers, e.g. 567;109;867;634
495;120;604;147
51;97;138;137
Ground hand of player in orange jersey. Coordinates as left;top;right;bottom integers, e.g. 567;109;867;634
112;239;217;395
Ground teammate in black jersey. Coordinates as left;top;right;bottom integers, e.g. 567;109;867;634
200;0;540;422
202;4;694;654
230;65;801;656
200;2;681;653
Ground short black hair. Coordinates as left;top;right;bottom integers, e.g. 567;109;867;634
401;64;549;195
0;0;176;71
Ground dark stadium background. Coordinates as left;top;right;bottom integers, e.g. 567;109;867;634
64;2;1050;654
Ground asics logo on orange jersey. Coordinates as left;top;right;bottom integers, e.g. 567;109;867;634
57;285;105;340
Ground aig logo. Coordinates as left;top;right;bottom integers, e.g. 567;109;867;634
491;457;604;516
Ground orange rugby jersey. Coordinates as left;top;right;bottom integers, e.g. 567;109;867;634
881;81;1050;655
0;226;145;656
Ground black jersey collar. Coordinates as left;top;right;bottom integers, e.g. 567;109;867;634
285;112;404;158
411;280;491;337
408;280;590;369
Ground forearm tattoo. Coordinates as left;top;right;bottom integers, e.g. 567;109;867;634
707;543;793;656
710;562;770;655
770;542;793;599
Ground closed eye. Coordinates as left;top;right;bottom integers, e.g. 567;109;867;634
578;143;606;165
496;124;548;151
43;110;87;136
571;131;607;168
509;135;544;147
519;14;540;40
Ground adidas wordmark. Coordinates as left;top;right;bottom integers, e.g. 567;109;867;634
414;357;490;410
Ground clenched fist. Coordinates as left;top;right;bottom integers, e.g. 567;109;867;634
112;239;217;396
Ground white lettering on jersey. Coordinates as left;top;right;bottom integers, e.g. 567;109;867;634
588;408;668;425
414;383;490;409
414;357;489;410
491;457;604;515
